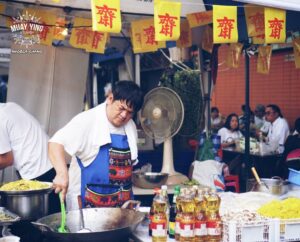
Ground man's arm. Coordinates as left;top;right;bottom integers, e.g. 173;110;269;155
0;151;13;169
48;142;69;200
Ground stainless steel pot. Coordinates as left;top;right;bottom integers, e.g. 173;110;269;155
247;177;289;195
32;207;145;242
0;183;53;221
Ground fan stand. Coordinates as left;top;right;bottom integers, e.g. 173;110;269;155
161;137;189;185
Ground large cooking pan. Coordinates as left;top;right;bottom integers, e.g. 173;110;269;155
32;206;145;242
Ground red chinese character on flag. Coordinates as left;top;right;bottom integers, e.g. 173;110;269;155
96;4;117;29
75;28;93;45
40;24;50;41
143;26;157;45
249;12;264;33
268;18;284;39
217;17;235;39
91;32;104;49
158;13;178;37
194;13;210;24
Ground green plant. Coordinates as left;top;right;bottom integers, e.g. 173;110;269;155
160;70;204;139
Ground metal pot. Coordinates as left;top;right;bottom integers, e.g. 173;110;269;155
32;207;145;242
247;176;289;195
0;183;53;221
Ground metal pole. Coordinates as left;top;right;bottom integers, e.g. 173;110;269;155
244;45;250;192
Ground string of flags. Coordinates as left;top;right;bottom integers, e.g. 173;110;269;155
1;0;299;72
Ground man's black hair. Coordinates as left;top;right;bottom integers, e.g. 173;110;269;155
112;81;144;113
211;107;219;113
224;113;240;131
266;104;283;118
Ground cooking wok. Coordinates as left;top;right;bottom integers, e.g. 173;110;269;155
32;207;145;242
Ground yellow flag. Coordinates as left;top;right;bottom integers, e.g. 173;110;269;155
53;17;66;40
176;20;192;48
253;34;265;44
187;11;212;28
137;18;166;53
24;9;56;46
70;17;107;53
202;25;213;53
0;3;5;13
131;20;149;53
226;43;243;68
244;5;264;37
257;45;272;74
265;7;286;43
91;0;121;33
213;5;238;43
293;37;300;69
154;1;181;41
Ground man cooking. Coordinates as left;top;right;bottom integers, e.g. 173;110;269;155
49;81;144;208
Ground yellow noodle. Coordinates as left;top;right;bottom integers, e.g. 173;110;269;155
0;179;50;191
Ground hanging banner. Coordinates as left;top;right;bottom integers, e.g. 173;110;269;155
70;17;107;53
244;5;264;37
24;8;56;46
226;43;243;68
257;45;272;74
176;20;192;48
131;19;155;53
264;7;286;43
53;16;66;40
293;37;300;69
154;1;181;41
252;34;265;44
186;11;212;28
213;5;238;43
0;3;5;13
91;0;121;33
202;25;213;53
139;18;166;52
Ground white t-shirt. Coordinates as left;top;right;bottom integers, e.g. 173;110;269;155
267;117;290;154
0;102;52;179
218;127;243;144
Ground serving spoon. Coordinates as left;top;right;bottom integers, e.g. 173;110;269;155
58;192;67;233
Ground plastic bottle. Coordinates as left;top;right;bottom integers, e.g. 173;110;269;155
169;186;180;239
175;188;185;241
205;189;221;242
194;189;207;242
161;185;170;223
152;190;168;242
149;188;161;236
179;191;195;242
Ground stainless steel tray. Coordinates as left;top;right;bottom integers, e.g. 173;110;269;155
0;207;21;226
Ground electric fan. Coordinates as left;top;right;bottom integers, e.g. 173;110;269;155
139;87;188;185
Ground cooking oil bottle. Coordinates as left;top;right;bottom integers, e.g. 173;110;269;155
205;189;221;242
194;189;207;242
169;186;180;239
175;188;185;241
152;190;168;242
149;188;161;236
179;191;195;242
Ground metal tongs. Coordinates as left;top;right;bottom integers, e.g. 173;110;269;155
251;167;270;190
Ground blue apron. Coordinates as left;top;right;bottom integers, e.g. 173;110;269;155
77;133;133;207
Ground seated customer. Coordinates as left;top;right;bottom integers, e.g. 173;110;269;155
282;117;300;178
218;113;244;176
211;107;225;133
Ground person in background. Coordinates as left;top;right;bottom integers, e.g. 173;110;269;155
49;81;144;208
254;104;270;138
211;107;225;133
264;104;290;154
218;113;244;176
239;104;255;136
282;117;300;178
0;102;59;214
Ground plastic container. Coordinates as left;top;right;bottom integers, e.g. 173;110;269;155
288;169;300;185
222;219;280;242
279;219;300;241
0;236;20;242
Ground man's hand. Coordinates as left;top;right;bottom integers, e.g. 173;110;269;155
52;171;69;200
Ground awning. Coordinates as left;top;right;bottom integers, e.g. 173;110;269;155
234;0;300;12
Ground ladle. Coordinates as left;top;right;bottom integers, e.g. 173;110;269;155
251;167;269;190
58;192;67;233
77;196;92;233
